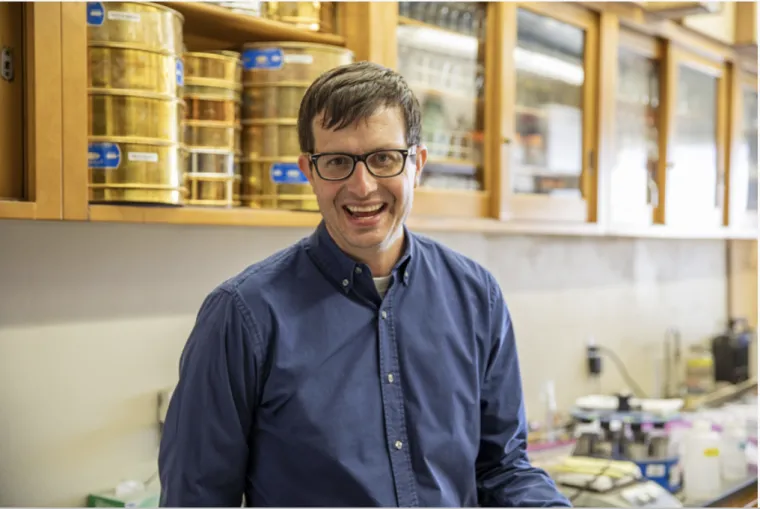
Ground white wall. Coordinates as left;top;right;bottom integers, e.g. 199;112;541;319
0;219;729;506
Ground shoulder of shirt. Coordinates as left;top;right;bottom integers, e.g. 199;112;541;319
410;231;504;308
216;238;306;297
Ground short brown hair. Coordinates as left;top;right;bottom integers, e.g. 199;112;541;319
297;61;422;154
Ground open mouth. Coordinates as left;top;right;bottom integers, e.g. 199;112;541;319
343;203;388;222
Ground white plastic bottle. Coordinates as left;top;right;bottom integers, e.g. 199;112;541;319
682;420;722;501
721;424;748;481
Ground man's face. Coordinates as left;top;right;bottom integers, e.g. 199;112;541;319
298;106;426;254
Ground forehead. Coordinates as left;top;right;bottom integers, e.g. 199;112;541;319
312;106;407;153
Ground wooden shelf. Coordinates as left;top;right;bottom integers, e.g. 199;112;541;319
84;202;759;240
0;200;37;220
159;2;346;48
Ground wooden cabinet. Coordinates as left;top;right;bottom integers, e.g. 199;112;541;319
0;3;63;220
498;2;599;223
608;29;664;228
1;1;757;239
659;47;727;229
395;2;491;219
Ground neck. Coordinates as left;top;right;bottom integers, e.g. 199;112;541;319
327;225;406;278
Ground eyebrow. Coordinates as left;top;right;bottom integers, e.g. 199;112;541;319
314;146;411;154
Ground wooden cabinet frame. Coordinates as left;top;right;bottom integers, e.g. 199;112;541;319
658;44;728;229
0;3;63;220
601;25;666;229
4;1;755;240
495;2;599;223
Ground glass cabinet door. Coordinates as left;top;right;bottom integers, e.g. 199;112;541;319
741;86;758;218
664;57;724;228
509;4;596;222
610;44;661;226
396;2;486;193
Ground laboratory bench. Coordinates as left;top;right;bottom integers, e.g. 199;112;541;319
682;474;758;508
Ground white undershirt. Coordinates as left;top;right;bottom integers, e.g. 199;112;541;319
373;276;392;298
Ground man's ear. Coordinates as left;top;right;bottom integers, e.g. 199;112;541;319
414;144;428;188
298;154;314;187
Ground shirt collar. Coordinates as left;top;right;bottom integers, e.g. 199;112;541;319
305;220;415;294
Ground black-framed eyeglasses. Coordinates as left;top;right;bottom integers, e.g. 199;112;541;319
309;148;416;181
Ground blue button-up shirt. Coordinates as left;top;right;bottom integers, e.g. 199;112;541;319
159;222;570;507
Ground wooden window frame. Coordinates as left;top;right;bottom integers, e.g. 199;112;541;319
0;3;63;220
497;2;599;223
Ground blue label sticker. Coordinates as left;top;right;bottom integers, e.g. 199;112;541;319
86;2;105;26
176;58;184;87
242;48;284;71
270;163;308;184
88;142;121;170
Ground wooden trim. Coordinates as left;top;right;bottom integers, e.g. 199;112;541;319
411;189;489;219
672;46;725;77
716;62;729;224
725;61;740;227
0;201;36;219
341;2;397;67
619;26;662;59
578;1;736;63
61;2;88;220
518;2;597;29
583;8;599;222
595;11;619;229
496;2;516;221
655;42;676;224
485;2;505;220
159;2;346;47
734;2;757;47
24;2;62;220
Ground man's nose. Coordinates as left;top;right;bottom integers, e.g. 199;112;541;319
346;161;378;196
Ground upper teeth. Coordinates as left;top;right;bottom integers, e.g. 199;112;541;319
347;204;382;213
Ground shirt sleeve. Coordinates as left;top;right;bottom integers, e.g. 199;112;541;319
476;277;571;508
159;287;261;507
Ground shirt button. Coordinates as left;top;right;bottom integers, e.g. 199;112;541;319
381;310;387;320
354;267;362;275
404;271;409;282
387;373;394;383
341;279;349;287
394;440;403;450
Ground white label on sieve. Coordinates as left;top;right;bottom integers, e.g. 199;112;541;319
284;54;314;65
107;11;141;22
128;152;159;163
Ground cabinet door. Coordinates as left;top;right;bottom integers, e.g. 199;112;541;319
396;1;490;218
728;71;758;231
0;3;62;220
662;49;726;229
503;3;598;222
609;32;663;227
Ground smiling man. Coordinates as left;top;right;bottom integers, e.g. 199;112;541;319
158;61;570;508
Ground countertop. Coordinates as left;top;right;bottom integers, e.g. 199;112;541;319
678;474;758;508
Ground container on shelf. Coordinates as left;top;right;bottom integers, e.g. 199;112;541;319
87;1;186;205
241;42;353;85
184;51;243;89
182;51;243;207
88;140;185;205
184;149;240;207
86;1;184;55
240;158;317;211
239;42;352;210
262;1;325;32
89;91;185;142
88;45;182;98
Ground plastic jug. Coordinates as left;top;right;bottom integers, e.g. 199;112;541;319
682;420;722;501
